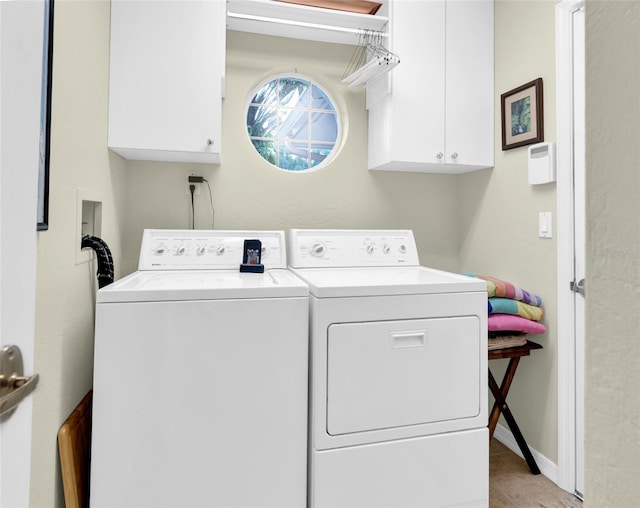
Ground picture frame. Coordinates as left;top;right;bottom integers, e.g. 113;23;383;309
501;78;543;151
37;0;54;230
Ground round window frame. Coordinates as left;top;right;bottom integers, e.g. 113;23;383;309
245;73;342;173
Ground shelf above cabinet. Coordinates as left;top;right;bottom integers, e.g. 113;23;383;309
226;0;389;45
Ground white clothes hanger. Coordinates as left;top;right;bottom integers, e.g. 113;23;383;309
342;29;400;87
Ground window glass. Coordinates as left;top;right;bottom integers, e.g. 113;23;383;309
247;76;340;171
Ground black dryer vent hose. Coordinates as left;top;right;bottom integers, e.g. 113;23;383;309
81;235;114;288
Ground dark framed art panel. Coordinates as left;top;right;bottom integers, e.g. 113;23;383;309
501;78;544;151
37;0;54;230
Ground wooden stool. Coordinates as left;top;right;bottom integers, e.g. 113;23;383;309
488;340;542;475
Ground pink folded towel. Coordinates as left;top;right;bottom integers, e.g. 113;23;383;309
488;314;546;334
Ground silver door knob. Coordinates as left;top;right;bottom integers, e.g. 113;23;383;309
1;345;39;421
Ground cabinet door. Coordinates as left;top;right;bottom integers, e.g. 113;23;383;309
390;0;446;166
108;0;224;163
445;0;494;168
368;0;446;171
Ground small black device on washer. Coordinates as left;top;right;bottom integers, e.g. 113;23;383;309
240;239;264;273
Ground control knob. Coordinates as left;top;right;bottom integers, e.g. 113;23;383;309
310;242;326;257
365;243;375;254
382;244;391;254
196;246;206;256
176;245;186;256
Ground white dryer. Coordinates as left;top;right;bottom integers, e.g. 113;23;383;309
90;230;308;508
288;229;489;508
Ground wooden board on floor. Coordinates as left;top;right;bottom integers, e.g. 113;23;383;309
58;390;93;508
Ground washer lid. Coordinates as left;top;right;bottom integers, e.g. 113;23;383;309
289;266;485;298
97;269;308;303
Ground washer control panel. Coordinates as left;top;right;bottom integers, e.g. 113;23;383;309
288;229;420;268
138;230;286;270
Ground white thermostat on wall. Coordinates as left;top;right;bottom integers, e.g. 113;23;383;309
528;142;556;185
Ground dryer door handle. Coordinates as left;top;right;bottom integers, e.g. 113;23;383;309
390;331;427;349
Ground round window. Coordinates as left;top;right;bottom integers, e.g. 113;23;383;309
246;76;340;172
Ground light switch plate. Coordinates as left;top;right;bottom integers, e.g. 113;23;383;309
539;212;552;238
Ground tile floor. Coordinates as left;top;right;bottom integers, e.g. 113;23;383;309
490;439;583;508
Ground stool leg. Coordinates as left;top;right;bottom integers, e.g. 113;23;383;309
488;359;541;475
488;358;519;439
498;401;542;475
488;370;501;439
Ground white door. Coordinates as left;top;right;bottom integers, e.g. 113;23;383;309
556;0;585;498
0;1;44;506
572;6;586;497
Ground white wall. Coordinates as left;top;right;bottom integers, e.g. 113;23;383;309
585;1;640;504
30;1;127;506
26;1;640;505
120;31;462;275
458;0;558;463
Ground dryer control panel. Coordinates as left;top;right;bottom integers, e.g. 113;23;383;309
138;230;287;270
288;229;420;268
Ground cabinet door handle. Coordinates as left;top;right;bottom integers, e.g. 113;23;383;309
436;152;444;160
206;138;214;146
450;152;459;160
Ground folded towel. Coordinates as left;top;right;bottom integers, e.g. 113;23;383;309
466;274;542;307
488;335;528;350
488;297;544;321
488;314;546;334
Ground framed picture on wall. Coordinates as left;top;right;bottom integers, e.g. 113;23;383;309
501;78;543;151
37;0;54;230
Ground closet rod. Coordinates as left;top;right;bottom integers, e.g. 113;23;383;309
227;11;388;37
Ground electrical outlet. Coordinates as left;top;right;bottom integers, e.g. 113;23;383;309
186;183;201;196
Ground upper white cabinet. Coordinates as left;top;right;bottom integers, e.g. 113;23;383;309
108;0;225;164
226;0;389;45
367;0;494;173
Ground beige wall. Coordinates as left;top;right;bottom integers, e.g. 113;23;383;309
585;1;640;504
120;31;462;275
27;0;640;505
31;1;127;506
29;10;462;506
458;0;558;462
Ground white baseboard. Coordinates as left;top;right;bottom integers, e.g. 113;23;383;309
494;423;558;485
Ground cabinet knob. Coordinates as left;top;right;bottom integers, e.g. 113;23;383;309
206;138;214;146
436;152;444;160
451;152;458;160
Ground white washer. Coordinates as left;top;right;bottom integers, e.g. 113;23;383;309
90;230;308;508
288;229;489;508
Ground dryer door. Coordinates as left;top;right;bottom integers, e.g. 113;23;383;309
327;317;481;435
